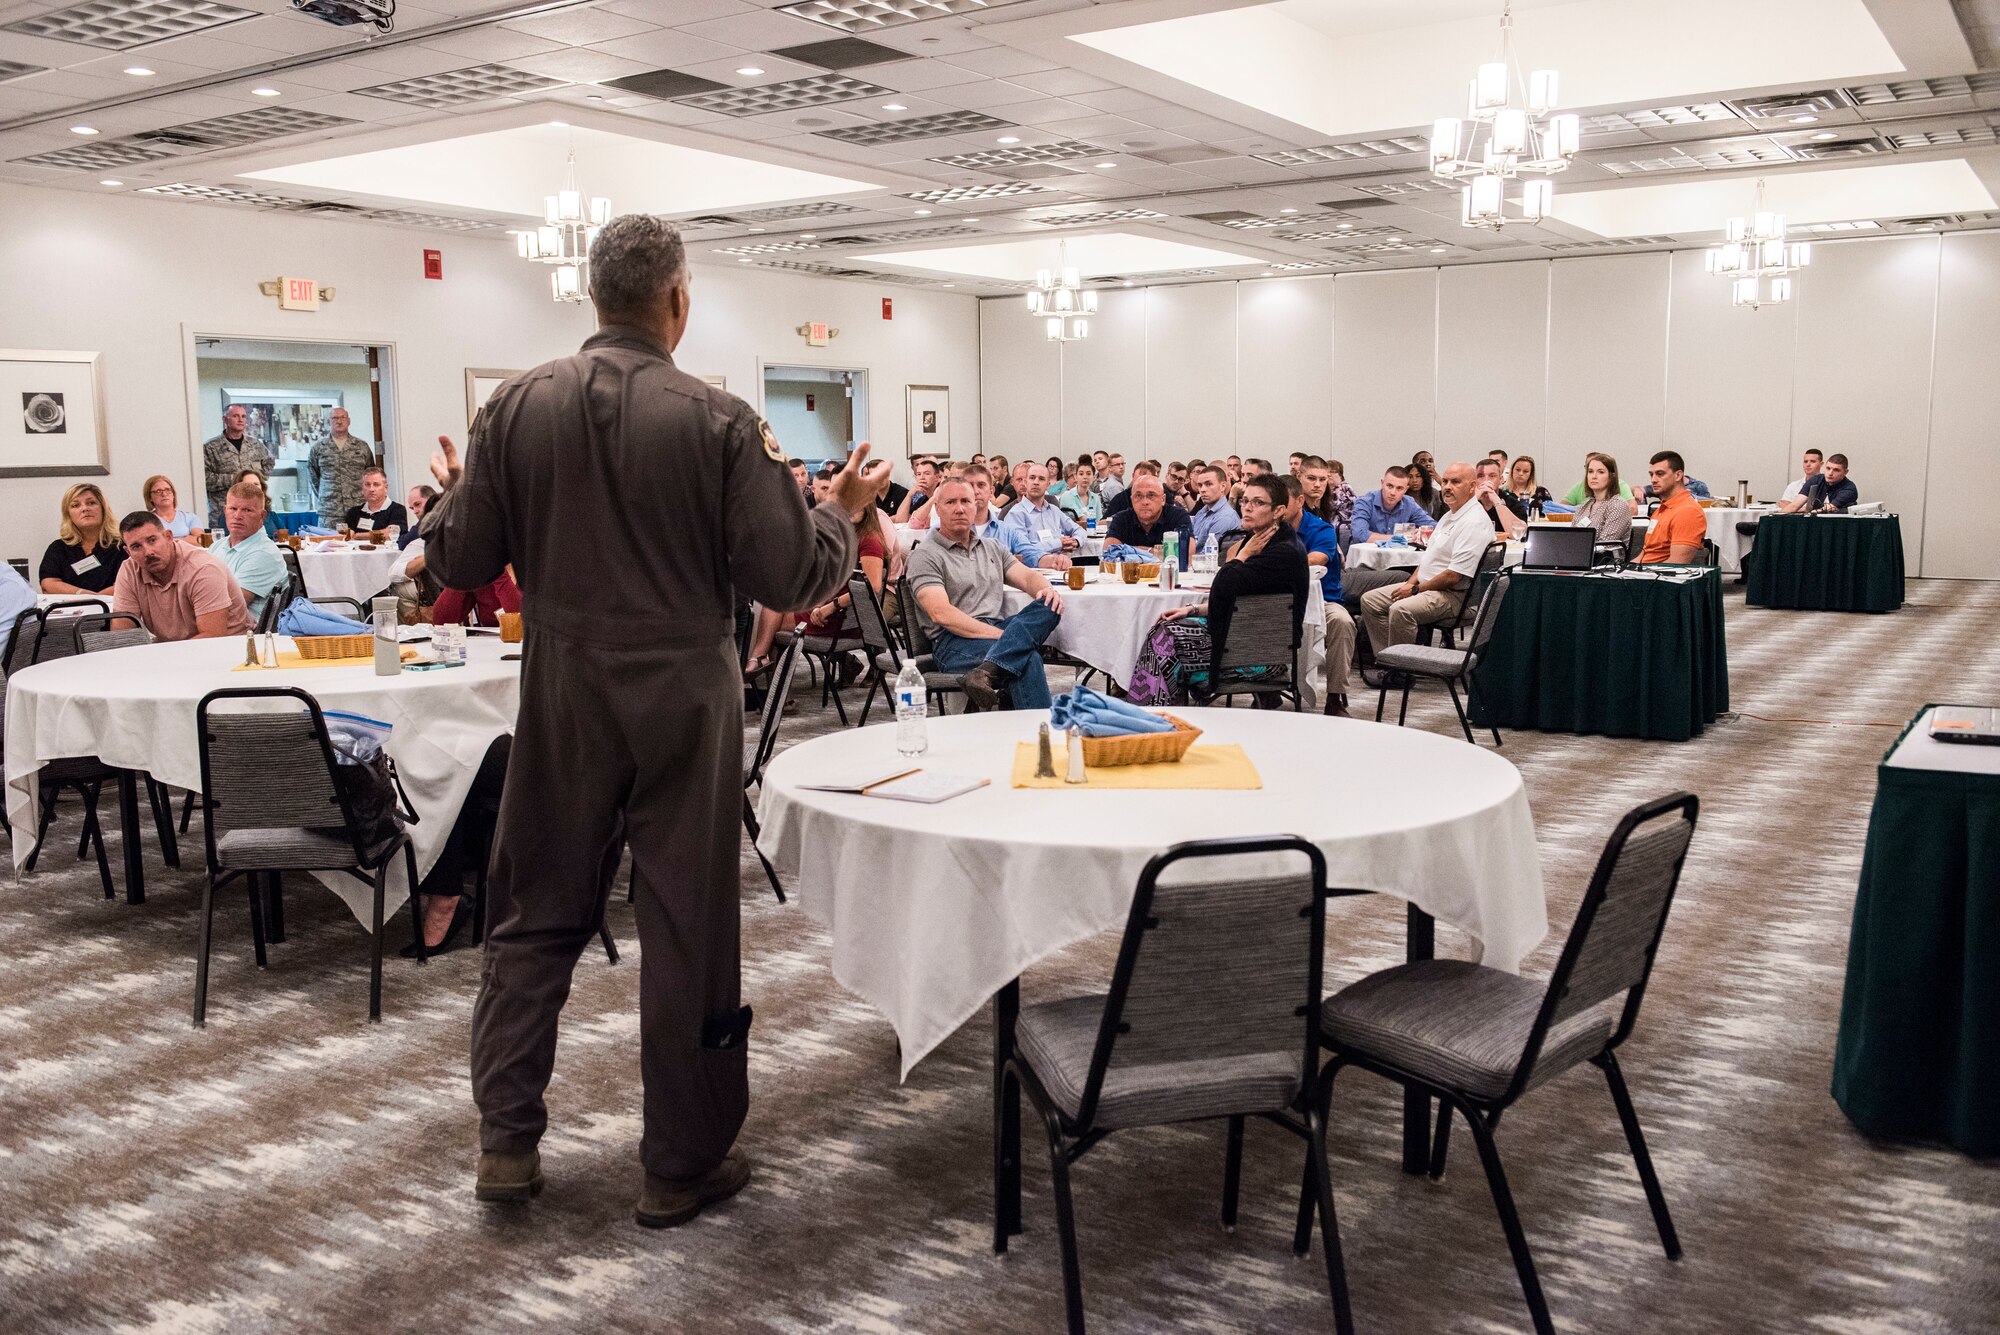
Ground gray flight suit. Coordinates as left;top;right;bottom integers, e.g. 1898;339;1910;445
425;325;856;1180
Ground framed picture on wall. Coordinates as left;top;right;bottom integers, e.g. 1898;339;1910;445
698;373;727;392
0;349;107;478
906;384;951;459
464;368;521;426
222;388;342;468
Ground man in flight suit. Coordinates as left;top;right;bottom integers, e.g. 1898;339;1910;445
424;214;885;1227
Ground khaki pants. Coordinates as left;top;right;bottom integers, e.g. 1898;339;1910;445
1323;602;1357;701
1360;585;1462;653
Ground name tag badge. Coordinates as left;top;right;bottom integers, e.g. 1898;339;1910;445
72;554;102;575
356;517;374;530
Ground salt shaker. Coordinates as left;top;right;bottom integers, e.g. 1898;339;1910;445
1065;727;1087;784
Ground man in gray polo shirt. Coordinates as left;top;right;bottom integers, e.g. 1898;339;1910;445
907;476;1065;710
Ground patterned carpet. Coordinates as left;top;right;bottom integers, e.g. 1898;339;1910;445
4;580;1999;1334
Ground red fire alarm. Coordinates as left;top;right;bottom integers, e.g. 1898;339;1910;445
806;393;816;412
423;249;443;280
882;296;893;320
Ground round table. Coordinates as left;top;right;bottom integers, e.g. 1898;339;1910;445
1345;538;1531;572
36;592;112;612
297;543;404;604
896;523;1104;558
1703;505;1775;573
757;707;1548;1076
5;636;519;926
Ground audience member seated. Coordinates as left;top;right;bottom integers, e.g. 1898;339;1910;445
143;475;203;539
40;483;126;595
999;462;1087;571
1104;474;1192;559
1278;475;1357;717
1348;465;1433;548
1564;461;1635;504
893;456;942;522
1357;462;1490;659
990;455;1015;502
1188;465;1242;550
344;467;408;534
1301;456;1355;534
1408;457;1446;518
789;458;812;507
405;485;437;545
1573;452;1633;547
743;494;891;675
1128;474;1308;707
1638;451;1707;564
112;511;252;640
1638;467;1712;503
1507;456;1553;512
216;481;288;623
1165;461;1194;509
908;478;1065;711
1781;448;1825;504
1097;452;1128;501
876;471;910;515
433;569;523;629
1475;458;1529;539
1781;453;1858;513
1;560;35;651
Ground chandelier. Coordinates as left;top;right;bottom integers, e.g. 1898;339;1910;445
1024;240;1094;341
1704;179;1811;309
1428;3;1580;231
515;151;611;304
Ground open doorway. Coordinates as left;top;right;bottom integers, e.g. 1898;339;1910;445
760;363;866;469
191;336;397;527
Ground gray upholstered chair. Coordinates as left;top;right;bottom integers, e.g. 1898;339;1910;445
1296;793;1699;1335
1203;590;1303;711
193;686;421;1026
892;574;970;714
1000;837;1354;1335
1372;571;1512;746
73;611;150;655
740;634;803;905
1423;538;1510;650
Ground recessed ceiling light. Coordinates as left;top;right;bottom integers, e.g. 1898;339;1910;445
799;232;816;239
123;66;153;77
1122;280;1133;287
961;217;975;223
913;208;931;215
251;87;279;97
71;125;98;135
943;282;954;287
548;120;565;127
997;135;1020;144
737;66;764;76
1430;246;1446;253
882;102;905;111
747;227;765;233
1279;207;1297;214
1812;131;1837;140
1337;222;1353;229
1096;161;1116;168
587;94;605;102
1791;113;1819;124
739;257;752;262
99;178;122;187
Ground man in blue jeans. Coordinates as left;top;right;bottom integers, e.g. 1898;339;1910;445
907;477;1066;710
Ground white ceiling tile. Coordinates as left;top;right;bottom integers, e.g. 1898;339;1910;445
6;68;129;100
329;45;474;78
1071;87;1175;116
675;54;822;85
600;0;756;21
108;33;281;73
0;84;69;113
1036;114;1145;140
503;46;650;83
852;58;974;93
933;45;1058;79
617;98;735;127
288;90;433;121
1004;66;1118;98
587;28;743;67
677;9;838;50
500;7;660;48
421;27;567;62
1144;102;1240;131
208;14;370;55
0;29;103;68
923;78;1038;111
999;96;1098;127
277;60;402;91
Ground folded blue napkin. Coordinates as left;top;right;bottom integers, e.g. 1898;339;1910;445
1099;542;1150;563
279;600;372;637
1050;686;1177;737
1382;535;1410;548
300;525;338;537
1542;501;1576;514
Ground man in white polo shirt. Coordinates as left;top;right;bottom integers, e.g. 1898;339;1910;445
1359;461;1491;655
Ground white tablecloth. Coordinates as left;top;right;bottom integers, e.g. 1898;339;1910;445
897;523;1104;559
758;707;1548;1076
36;592;112;612
5;637;519;928
1005;572;1326;702
297;545;403;604
1345;539;1529;571
1703;506;1775;573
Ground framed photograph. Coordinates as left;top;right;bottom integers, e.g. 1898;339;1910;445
906;384;952;459
698;373;727;392
222;388;341;468
465;368;521;426
0;349;107;477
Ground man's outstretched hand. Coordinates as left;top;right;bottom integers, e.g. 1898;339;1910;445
431;434;463;491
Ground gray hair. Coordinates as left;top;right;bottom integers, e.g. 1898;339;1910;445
588;215;689;321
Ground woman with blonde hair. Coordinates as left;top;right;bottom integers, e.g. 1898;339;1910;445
40;482;126;594
142;475;203;539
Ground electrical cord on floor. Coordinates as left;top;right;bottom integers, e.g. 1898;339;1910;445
1731;712;1904;728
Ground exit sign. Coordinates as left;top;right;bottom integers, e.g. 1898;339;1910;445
279;276;319;311
423;249;442;280
882;297;893;320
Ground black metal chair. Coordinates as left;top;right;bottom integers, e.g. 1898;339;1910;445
1372;571;1513;746
70;615;185;872
1425;539;1511;651
192;687;422;1025
739;634;804;904
846;575;903;727
1000;837;1353;1335
894;574;971;715
1202;591;1304;711
17;606;141;895
1296;793;1699;1335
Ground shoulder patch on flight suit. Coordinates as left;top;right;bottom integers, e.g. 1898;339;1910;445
757;417;785;463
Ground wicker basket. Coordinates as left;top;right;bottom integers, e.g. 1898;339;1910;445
1078;713;1201;766
292;634;374;660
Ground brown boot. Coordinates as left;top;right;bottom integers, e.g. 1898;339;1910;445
635;1153;753;1229
474;1149;543;1202
1323;692;1351;719
960;661;1006;711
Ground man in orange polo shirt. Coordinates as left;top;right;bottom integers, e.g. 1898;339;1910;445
112;511;253;641
1638;451;1707;565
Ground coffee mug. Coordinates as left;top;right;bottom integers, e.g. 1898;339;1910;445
1065;566;1085;591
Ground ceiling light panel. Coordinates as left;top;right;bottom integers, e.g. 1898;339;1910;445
870;223;980;240
354;209;498;231
0;59;46;80
154;106;355;147
732;200;865;222
1801;219;1882;231
1029;208;1167;226
1352;178;1458;198
1598;141;1795;174
1730;90;1851;119
1197;209;1363;230
1581;104;1738;133
776;0;1019;34
14;139;173;169
356;65;566;110
1252;140;1427;167
931;140;1107;170
1;0;255;51
140;181;298;205
1845;73;2000;105
902;180;1048;203
715;240;823;255
675;74;891;117
1886;126;2000;149
816;110;1015;146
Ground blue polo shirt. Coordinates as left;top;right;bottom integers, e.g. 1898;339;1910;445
1349;489;1433;546
1801;475;1860;512
1297;510;1342;602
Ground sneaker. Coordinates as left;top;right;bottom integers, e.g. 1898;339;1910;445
475;1149;543;1202
635;1153;752;1229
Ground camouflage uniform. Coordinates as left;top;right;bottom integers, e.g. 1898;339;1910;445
308;434;381;527
201;433;274;527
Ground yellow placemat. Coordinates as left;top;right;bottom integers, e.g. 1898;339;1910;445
1010;742;1262;790
231;649;417;671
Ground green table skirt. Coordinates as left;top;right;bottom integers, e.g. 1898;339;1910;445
1832;710;2000;1156
1746;513;1905;613
1470;568;1728;742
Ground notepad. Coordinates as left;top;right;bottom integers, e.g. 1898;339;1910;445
863;772;989;804
798;766;921;794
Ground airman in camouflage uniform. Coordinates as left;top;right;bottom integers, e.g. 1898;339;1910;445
308;407;382;527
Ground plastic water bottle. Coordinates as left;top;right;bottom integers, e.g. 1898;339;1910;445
1163;530;1180;573
1201;533;1218;573
894;659;928;756
372;596;401;677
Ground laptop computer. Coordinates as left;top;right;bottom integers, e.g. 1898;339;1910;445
1521;524;1599;572
1929;706;2000;746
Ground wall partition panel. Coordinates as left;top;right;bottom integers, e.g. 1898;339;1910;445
1546;252;1670;488
1144;282;1240;463
980;294;1064;460
1234;275;1335;464
1057;285;1147;461
1330;268;1438;482
1921;229;2000;580
1791;235;1939;568
1664;247;1798;498
1435;260;1550;465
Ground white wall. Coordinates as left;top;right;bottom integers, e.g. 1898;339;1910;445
0;182;980;563
981;233;2000;579
762;379;851;462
